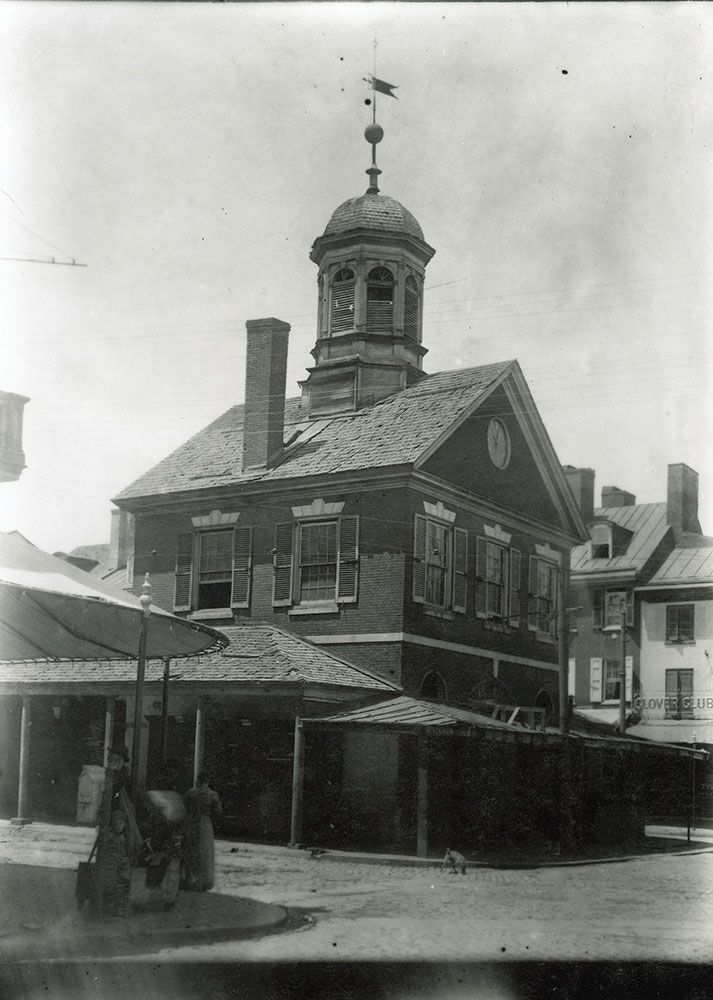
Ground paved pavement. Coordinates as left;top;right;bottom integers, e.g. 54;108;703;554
0;819;712;968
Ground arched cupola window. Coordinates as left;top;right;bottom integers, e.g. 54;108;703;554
404;274;420;341
330;267;355;334
366;266;394;333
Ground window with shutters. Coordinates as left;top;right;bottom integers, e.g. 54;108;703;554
366;266;394;333
404;275;419;341
593;587;634;629
666;604;695;643
475;537;521;625
412;514;467;614
330;267;355;334
272;515;359;610
528;556;558;640
665;669;694;718
173;525;252;612
603;658;621;701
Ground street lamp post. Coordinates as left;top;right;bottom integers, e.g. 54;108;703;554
130;574;152;803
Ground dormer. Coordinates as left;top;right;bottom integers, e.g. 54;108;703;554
588;519;634;559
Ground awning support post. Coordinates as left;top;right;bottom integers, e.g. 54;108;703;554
11;695;32;826
102;697;116;768
416;738;428;858
289;715;305;847
193;697;206;785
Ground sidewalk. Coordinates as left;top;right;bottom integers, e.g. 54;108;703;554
0;822;290;960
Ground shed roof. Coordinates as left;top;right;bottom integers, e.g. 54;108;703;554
638;533;713;589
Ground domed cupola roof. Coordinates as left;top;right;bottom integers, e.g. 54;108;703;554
323;192;425;242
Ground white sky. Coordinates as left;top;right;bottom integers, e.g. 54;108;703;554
1;2;711;554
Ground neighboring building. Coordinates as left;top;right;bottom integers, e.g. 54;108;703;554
630;534;713;743
0;391;30;483
566;463;707;739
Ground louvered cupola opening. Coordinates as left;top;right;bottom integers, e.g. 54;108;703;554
404;274;420;341
366;266;394;333
330;267;356;334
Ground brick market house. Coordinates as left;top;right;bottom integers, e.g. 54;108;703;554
2;130;701;856
107;135;695;855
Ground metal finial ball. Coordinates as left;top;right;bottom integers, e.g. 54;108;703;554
364;123;384;145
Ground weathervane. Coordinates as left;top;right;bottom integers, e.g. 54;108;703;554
362;40;398;195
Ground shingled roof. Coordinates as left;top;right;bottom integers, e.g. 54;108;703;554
639;533;713;589
115;361;514;502
0;624;398;693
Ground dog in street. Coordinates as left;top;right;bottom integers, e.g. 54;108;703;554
443;848;467;875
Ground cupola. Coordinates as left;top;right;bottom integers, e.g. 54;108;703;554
301;117;435;416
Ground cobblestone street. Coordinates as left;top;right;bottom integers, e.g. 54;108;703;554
166;836;713;964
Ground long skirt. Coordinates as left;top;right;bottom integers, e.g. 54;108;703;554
182;814;215;891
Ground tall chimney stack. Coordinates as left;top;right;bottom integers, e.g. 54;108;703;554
242;318;290;471
563;466;595;524
667;463;700;539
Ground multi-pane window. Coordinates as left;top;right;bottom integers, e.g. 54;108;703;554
366;266;394;333
413;514;467;613
528;557;558;638
603;658;621;702
272;516;359;607
330;267;355;333
174;525;252;612
665;669;694;718
666;604;695;643
298;521;338;602
425;520;449;607
475;538;521;624
593;587;634;629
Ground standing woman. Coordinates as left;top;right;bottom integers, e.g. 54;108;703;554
182;772;222;891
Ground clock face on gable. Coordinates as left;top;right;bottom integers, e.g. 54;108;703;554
487;417;511;469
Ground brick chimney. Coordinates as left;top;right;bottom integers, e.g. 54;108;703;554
601;486;636;508
242;318;290;471
667;463;700;539
110;508;135;570
563;466;595;524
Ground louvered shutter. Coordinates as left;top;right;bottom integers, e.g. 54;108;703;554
174;533;193;611
508;548;521;625
452;527;468;614
337;516;359;603
626;590;635;627
475;536;487;618
568;658;576;705
590;657;603;702
527;556;538;631
230;526;252;608
412;514;427;604
625;656;633;702
593;588;603;629
272;523;294;606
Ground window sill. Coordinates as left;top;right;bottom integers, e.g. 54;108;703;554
665;639;695;646
188;609;233;621
423;607;454;621
288;602;340;617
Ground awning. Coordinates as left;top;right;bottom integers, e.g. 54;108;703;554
302;696;707;759
0;531;227;660
627;720;713;747
302;695;559;744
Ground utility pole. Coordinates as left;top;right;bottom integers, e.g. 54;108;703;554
558;566;571;735
618;602;628;734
